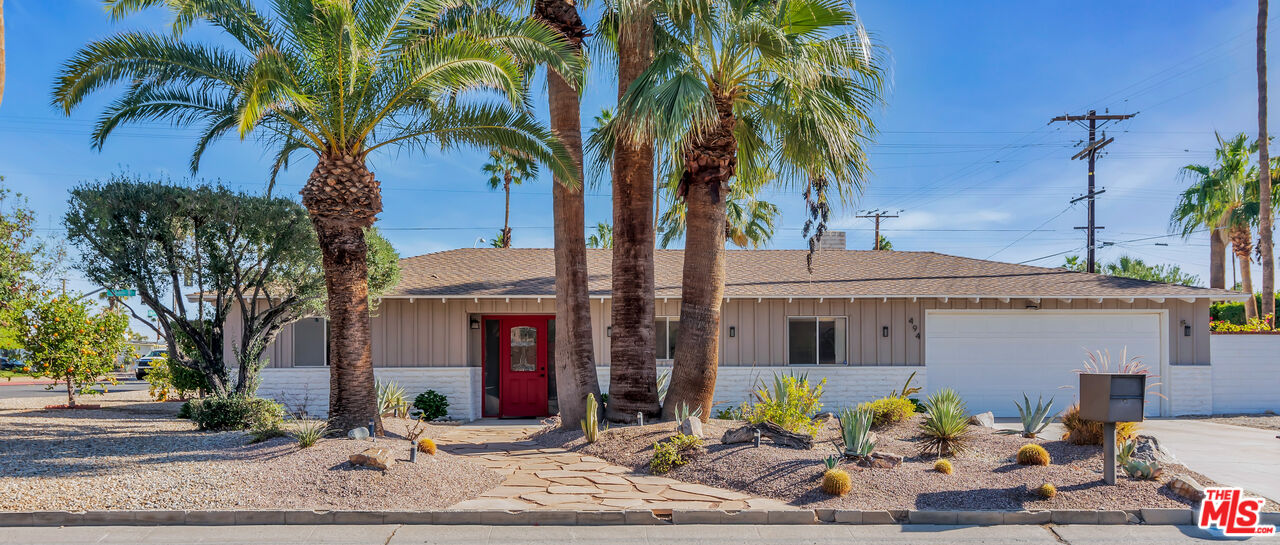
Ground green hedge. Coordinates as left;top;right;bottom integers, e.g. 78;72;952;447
1212;294;1280;324
184;396;284;431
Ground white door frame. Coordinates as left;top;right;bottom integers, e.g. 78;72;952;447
924;309;1170;416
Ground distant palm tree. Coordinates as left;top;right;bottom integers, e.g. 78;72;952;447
1258;0;1275;326
875;235;893;251
489;231;510;248
617;0;885;419
1172;133;1264;319
54;0;580;430
586;222;613;249
483;150;536;248
657;183;779;249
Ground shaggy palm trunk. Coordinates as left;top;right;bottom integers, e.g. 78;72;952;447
301;153;382;433
1259;0;1276;326
662;98;736;422
502;176;513;247
1232;226;1259;320
606;4;659;424
1210;227;1227;289
536;0;601;429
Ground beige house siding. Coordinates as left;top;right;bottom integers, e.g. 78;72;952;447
230;296;1208;369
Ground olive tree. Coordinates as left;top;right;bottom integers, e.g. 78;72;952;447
64;177;400;396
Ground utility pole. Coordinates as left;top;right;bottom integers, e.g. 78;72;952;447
1050;110;1136;273
855;210;900;250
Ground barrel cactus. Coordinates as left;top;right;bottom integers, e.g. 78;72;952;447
821;468;853;496
1016;444;1050;466
1036;483;1056;499
933;459;953;475
417;438;437;455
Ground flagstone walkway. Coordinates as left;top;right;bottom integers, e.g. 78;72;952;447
435;423;793;511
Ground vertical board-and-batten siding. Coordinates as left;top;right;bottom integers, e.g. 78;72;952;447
230;296;1207;368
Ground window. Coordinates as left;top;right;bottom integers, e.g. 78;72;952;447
787;317;846;365
655;317;680;360
293;317;328;366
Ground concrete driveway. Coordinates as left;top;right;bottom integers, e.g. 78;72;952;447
1140;419;1280;503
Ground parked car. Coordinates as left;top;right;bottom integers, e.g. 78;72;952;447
0;357;21;371
134;349;168;380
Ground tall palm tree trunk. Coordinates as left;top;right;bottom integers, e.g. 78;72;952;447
502;176;512;247
301;153;382;433
1210;227;1227;289
1259;0;1276;325
1232;226;1260;319
535;0;601;428
662;100;736;421
606;4;659;423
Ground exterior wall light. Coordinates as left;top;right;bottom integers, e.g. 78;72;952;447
729;326;736;337
1181;319;1191;337
606;326;612;337
882;326;889;338
469;318;480;330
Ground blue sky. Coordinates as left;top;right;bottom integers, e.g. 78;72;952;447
1;0;1276;299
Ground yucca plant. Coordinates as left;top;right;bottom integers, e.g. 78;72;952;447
918;389;971;457
999;393;1054;438
376;380;408;418
291;419;328;449
836;407;876;458
53;0;582;431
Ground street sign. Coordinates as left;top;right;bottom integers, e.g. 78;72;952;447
106;289;137;297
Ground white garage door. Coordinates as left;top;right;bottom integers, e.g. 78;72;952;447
925;311;1163;417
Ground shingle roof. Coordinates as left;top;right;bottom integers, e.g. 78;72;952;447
388;248;1242;300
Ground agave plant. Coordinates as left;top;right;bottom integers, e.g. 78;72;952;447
674;401;703;423
837;407;876;458
376;380;408;418
1122;458;1163;480
918;389;971;457
999;393;1054;438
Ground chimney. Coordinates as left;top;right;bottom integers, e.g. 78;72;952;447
817;231;846;251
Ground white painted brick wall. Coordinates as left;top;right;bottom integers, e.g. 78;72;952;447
597;365;924;412
256;367;481;421
1167;365;1213;416
1211;335;1280;414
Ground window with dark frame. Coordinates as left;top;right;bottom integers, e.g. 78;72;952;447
654;317;680;360
787;317;846;365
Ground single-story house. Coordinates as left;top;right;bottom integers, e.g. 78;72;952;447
225;243;1273;421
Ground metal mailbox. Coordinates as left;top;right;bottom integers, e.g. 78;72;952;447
1078;373;1146;423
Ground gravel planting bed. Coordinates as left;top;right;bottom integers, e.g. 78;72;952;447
0;393;501;511
534;415;1229;511
1187;413;1280;432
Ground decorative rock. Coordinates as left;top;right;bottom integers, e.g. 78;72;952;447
1167;474;1206;501
349;447;395;470
853;452;903;469
969;411;996;428
720;422;813;449
679;416;703;438
1130;435;1178;465
347;427;370;440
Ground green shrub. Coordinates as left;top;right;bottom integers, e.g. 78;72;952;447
668;433;703;451
177;400;194;419
714;404;745;420
413;390;450;421
918;389;971;457
144;357;210;401
650;441;683;474
1212;295;1280;324
744;372;826;436
187;396;284;431
857;396;915;427
249;426;288;443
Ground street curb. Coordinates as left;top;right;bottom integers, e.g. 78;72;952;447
0;508;1229;527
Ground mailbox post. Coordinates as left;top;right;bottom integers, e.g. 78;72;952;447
1078;373;1146;485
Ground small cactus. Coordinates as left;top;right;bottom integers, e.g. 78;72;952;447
581;393;603;443
934;459;953;475
1122;459;1163;480
417;438;437;455
821;468;853;496
1016;444;1050;466
823;454;839;470
1035;483;1056;499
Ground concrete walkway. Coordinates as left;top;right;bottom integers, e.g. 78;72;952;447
433;423;792;511
0;524;1234;544
1140;419;1280;503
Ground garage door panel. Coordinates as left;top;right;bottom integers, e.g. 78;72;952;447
925;312;1162;417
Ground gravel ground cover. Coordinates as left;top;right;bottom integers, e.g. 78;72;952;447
1187;413;1280;432
534;415;1231;511
0;392;501;511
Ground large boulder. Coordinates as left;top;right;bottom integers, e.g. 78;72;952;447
1130;435;1178;465
350;447;396;470
347;427;370;440
968;412;995;428
679;416;704;438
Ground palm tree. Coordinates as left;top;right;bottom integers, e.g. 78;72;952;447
1172;133;1263;319
533;0;603;428
875;235;893;251
618;0;885;419
586;222;613;248
483;149;536;248
657;183;779;249
55;0;580;431
489;231;510;248
1258;0;1275;326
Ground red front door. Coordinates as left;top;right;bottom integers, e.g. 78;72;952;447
498;316;549;418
